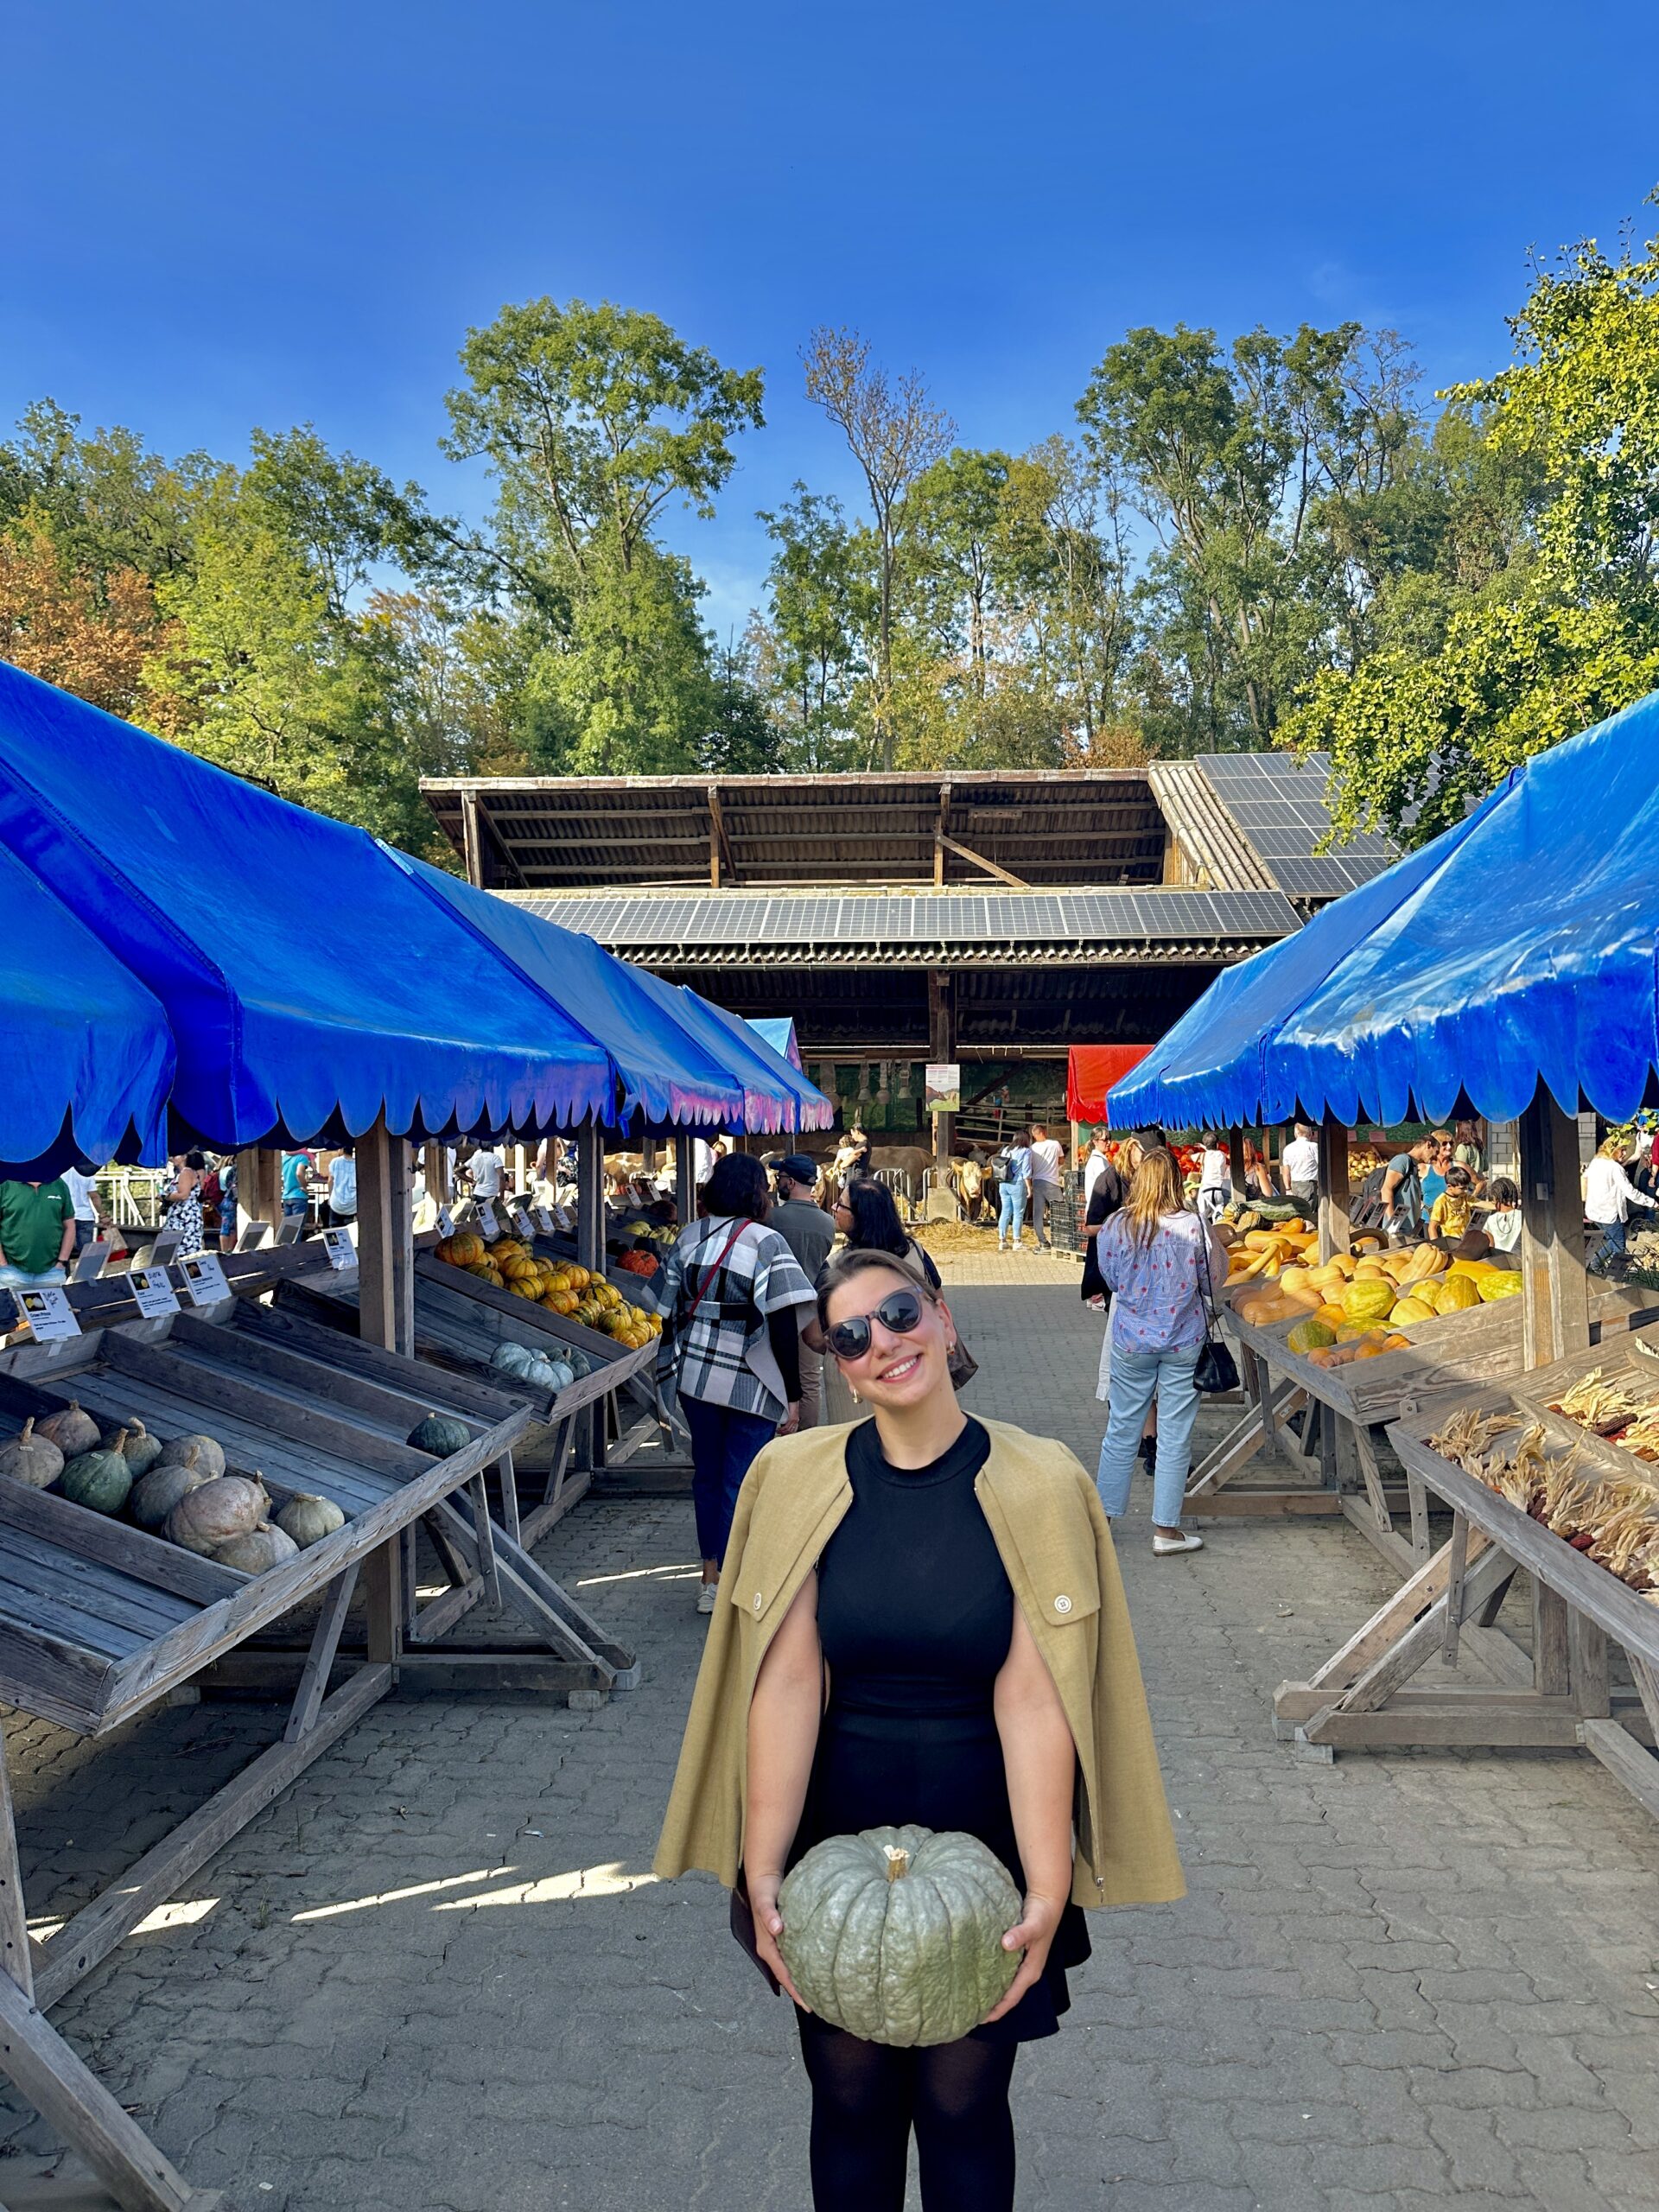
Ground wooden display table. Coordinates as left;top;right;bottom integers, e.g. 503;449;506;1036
1194;1282;1658;1565
1271;1321;1659;1819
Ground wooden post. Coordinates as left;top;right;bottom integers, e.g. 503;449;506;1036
460;789;486;887
425;1143;451;1208
928;969;954;1179
575;1122;607;1471
0;1717;32;2004
1519;1088;1591;1371
674;1132;696;1227
1319;1116;1351;1262
236;1146;283;1234
1228;1128;1248;1207
356;1116;410;1673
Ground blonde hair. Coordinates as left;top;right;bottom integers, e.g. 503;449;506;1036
1121;1147;1185;1247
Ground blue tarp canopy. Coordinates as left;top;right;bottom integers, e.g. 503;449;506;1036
1110;690;1659;1130
0;839;175;1175
1108;800;1500;1130
750;1016;803;1071
0;662;617;1146
626;970;831;1133
392;854;747;1130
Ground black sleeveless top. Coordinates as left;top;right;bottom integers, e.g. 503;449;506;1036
791;1414;1090;2043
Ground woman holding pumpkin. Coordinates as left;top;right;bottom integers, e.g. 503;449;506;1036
656;1246;1182;2211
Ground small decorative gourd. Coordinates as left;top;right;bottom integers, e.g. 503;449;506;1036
153;1432;226;1481
35;1401;100;1458
60;1430;136;1516
407;1411;471;1457
0;1419;64;1490
490;1341;537;1379
213;1522;300;1574
130;1445;211;1531
166;1474;269;1555
107;1419;164;1477
778;1826;1022;2047
275;1494;346;1549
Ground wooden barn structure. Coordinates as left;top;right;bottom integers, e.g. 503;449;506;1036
421;759;1393;1141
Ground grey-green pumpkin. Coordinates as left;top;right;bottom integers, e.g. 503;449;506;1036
0;1419;64;1490
213;1522;299;1574
106;1418;164;1477
407;1411;471;1457
130;1444;211;1532
777;1826;1021;2047
154;1432;226;1481
35;1401;100;1458
166;1474;269;1555
275;1494;346;1548
60;1431;136;1516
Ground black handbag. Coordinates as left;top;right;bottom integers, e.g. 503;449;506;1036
1192;1225;1240;1395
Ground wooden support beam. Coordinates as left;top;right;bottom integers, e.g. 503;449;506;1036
938;833;1029;888
1440;1512;1471;1666
1569;1611;1611;1719
460;789;486;887
283;1567;359;1743
35;1664;391;2012
1228;1128;1248;1208
707;783;735;887
927;969;955;1179
1580;1717;1659;1818
0;1967;211;2209
1318;1116;1350;1262
0;1719;32;2004
934;782;951;887
1533;1580;1572;1696
355;1115;410;1669
1519;1087;1591;1370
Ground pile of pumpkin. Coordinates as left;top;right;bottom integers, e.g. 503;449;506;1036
1231;1243;1520;1370
487;1338;591;1395
435;1232;661;1347
614;1248;659;1279
0;1404;344;1573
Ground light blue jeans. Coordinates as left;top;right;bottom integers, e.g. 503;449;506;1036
996;1181;1027;1246
1096;1341;1202;1529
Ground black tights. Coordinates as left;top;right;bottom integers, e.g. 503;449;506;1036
797;2010;1018;2211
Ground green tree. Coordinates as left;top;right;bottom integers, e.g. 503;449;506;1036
751;486;874;768
801;327;954;766
1290;211;1659;844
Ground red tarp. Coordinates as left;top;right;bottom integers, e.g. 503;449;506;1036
1067;1045;1154;1125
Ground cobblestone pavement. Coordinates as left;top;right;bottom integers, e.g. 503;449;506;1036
3;1249;1659;2210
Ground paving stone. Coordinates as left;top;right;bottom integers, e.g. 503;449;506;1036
0;1249;1655;2207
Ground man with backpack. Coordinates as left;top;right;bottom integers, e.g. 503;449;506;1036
1352;1135;1435;1243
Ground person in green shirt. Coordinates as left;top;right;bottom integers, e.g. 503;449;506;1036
0;1179;77;1285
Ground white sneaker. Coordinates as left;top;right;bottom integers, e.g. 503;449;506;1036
696;1582;718;1613
1152;1530;1205;1556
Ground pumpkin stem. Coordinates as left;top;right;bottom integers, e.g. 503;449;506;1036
883;1846;909;1883
111;1428;129;1452
19;1421;32;1443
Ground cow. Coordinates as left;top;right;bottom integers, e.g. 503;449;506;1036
952;1155;999;1224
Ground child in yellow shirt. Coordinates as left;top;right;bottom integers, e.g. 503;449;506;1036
1428;1163;1476;1244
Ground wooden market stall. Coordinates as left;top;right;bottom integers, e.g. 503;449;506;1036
0;658;677;2207
1110;684;1659;1818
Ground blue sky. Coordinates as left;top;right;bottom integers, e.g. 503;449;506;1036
9;2;1659;634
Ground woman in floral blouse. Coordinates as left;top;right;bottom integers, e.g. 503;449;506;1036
1093;1147;1229;1557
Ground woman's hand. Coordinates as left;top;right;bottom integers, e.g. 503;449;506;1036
982;1891;1065;2023
747;1869;810;2008
776;1401;801;1435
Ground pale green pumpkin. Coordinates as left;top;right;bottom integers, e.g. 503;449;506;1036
778;1825;1021;2047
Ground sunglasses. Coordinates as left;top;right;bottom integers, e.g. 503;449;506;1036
825;1287;926;1362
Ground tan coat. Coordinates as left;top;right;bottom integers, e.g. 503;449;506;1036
654;1416;1185;1910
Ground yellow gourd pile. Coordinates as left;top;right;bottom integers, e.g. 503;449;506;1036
434;1235;662;1348
1231;1239;1521;1366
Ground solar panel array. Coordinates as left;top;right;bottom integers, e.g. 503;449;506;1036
1195;752;1394;900
523;887;1297;950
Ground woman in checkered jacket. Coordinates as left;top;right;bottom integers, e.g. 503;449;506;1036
657;1152;817;1614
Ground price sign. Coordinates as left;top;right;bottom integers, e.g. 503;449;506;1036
509;1204;535;1239
436;1205;455;1238
129;1267;181;1319
476;1198;500;1239
14;1286;80;1342
533;1205;556;1236
553;1204;575;1232
321;1228;357;1270
177;1252;231;1306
